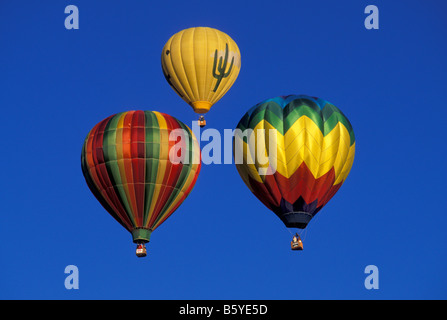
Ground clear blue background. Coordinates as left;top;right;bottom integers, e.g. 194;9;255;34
1;0;446;299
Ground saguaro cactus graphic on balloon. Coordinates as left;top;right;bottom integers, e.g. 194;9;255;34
161;27;241;120
212;43;235;92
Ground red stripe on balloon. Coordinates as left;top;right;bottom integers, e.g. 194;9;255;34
88;116;134;230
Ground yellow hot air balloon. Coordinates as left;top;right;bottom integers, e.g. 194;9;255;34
161;27;241;126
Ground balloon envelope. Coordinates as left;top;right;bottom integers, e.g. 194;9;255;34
161;27;241;114
234;95;355;229
81;110;201;243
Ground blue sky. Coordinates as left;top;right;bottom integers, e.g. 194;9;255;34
1;0;446;299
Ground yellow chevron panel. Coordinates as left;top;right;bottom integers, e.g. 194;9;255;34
284;116;323;151
334;143;355;184
283;117;324;177
251;119;288;177
286;144;320;178
234;134;263;183
236;115;355;183
317;122;351;178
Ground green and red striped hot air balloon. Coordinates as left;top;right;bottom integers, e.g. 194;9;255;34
81;110;201;257
233;95;355;250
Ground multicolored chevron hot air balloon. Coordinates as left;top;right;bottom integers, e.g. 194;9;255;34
233;95;355;250
81;110;201;257
161;27;241;127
